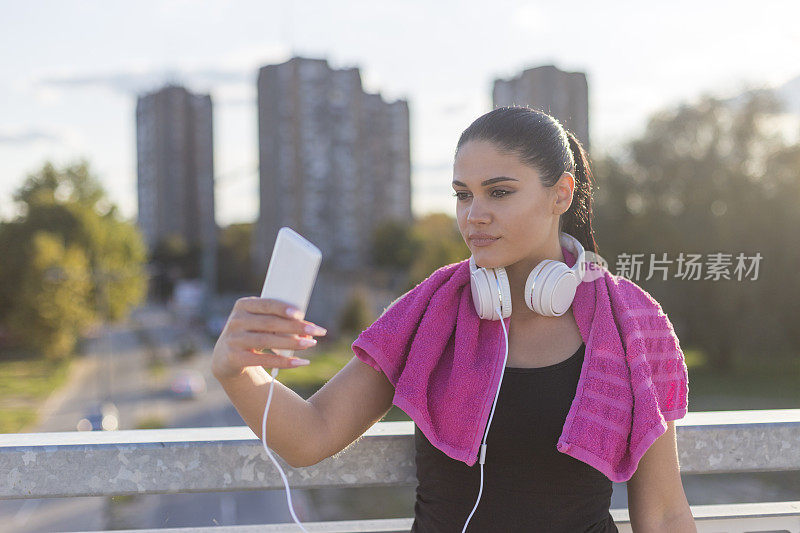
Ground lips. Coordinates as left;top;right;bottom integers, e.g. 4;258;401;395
469;235;500;246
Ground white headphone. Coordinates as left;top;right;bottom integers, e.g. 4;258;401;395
469;231;587;320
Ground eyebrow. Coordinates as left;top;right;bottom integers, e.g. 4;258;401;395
452;176;519;187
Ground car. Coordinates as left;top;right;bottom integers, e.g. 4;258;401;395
170;369;207;400
77;402;119;431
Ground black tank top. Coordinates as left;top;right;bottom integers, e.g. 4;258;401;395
411;342;618;532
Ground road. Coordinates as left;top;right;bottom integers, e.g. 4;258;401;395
0;304;318;532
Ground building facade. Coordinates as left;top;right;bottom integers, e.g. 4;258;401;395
493;64;590;152
135;84;217;300
253;57;411;327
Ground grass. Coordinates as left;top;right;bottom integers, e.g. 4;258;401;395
271;335;411;422
135;415;167;429
270;336;357;388
0;353;73;433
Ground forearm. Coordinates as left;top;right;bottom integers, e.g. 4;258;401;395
632;509;697;533
214;365;324;468
659;509;696;532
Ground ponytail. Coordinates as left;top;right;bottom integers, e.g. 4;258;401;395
563;130;598;255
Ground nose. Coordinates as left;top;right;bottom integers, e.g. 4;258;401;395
466;199;490;224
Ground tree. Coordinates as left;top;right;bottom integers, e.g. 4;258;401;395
0;160;148;358
370;218;416;271
594;89;799;372
338;286;374;337
3;232;94;359
366;213;470;293
216;223;256;293
405;213;470;290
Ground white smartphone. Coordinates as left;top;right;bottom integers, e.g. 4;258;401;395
260;227;322;358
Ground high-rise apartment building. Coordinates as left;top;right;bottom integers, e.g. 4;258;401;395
253;56;411;329
135;83;217;299
493;65;590;152
254;57;411;271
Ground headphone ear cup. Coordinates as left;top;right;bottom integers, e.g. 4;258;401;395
537;260;566;316
548;267;580;316
523;232;586;317
470;257;495;319
493;266;512;319
528;261;580;317
470;269;488;319
524;260;552;314
482;266;503;320
469;257;510;320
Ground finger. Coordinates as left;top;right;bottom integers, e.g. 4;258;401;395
229;350;309;370
230;311;325;338
235;296;299;319
232;331;317;352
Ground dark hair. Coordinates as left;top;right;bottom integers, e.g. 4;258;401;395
454;105;598;256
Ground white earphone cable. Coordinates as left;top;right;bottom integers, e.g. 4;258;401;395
461;304;509;532
261;261;518;533
262;366;310;533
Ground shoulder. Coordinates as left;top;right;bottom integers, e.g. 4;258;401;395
380;259;469;318
608;273;667;315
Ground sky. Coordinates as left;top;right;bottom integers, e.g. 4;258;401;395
2;0;799;226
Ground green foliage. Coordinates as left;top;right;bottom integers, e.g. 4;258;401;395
370;218;416;270
217;222;256;292
0;160;148;358
405;213;470;290
592;89;800;373
338;286;375;337
368;213;469;292
5;233;94;358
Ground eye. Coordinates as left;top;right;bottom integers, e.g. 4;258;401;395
452;190;511;201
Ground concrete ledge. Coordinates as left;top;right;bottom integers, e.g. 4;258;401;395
2;410;799;499
66;501;800;533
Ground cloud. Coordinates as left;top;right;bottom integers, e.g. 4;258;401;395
27;46;289;106
0;129;62;145
34;66;254;97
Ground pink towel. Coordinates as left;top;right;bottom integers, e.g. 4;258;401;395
352;245;689;483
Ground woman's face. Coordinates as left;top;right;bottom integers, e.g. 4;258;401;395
452;139;572;269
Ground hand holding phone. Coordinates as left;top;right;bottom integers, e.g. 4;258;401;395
259;227;322;358
211;227;324;379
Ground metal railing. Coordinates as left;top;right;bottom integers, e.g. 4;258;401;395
2;409;800;532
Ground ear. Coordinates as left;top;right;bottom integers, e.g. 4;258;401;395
553;171;576;215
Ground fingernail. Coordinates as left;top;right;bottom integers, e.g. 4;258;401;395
287;307;303;319
289;358;310;366
298;337;316;347
304;324;327;335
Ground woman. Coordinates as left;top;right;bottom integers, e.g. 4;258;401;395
211;106;695;532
